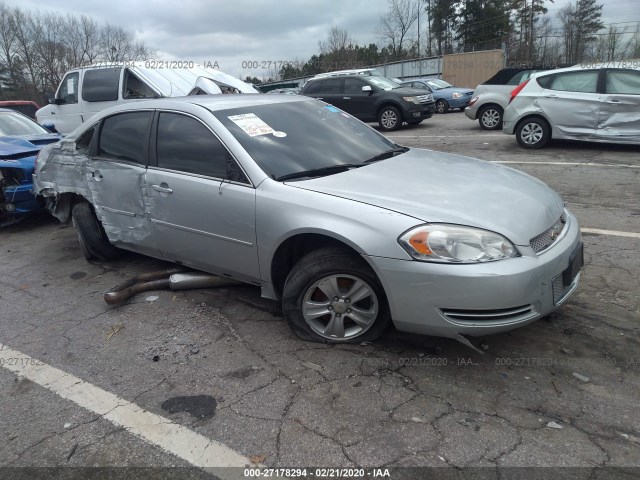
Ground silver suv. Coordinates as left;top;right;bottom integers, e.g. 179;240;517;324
465;67;551;130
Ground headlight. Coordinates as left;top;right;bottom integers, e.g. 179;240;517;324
452;92;463;99
398;224;519;263
403;96;420;104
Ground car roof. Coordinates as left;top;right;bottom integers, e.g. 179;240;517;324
529;62;640;78
65;94;314;138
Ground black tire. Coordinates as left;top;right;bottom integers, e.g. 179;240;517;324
515;117;550;149
282;247;391;343
436;99;449;114
407;120;423;125
72;202;121;261
378;106;403;131
478;105;503;130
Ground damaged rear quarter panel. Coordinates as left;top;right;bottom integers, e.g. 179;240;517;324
35;140;156;250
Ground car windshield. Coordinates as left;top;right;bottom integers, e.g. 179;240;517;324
0;111;49;136
367;76;401;90
213;100;400;180
426;79;453;90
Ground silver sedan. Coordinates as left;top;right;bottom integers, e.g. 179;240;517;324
34;95;583;344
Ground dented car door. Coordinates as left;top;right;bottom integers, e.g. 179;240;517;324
597;69;640;143
87;110;159;254
145;111;259;282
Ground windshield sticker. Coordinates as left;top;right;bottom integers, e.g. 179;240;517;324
272;131;287;138
228;113;274;137
324;105;340;113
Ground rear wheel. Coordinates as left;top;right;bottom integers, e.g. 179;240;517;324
378;106;402;131
436;99;449;113
478;105;503;130
282;247;391;343
516;117;550;149
72;202;121;261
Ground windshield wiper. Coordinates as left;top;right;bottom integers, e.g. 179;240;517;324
277;164;363;181
364;146;409;164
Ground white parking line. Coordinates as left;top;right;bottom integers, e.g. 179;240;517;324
581;228;640;239
0;343;250;477
493;161;640;169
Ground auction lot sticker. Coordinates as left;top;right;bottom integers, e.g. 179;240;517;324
228;113;274;137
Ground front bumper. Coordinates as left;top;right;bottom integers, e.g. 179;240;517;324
1;182;40;218
366;211;582;338
447;97;471;109
404;102;436;120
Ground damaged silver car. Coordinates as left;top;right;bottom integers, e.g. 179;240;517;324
504;62;640;148
34;95;583;345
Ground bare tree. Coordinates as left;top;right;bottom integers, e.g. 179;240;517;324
377;0;420;59
318;26;356;71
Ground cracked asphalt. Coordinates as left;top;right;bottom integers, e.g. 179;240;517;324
1;112;639;477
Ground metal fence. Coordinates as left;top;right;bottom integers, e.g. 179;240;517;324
258;50;505;91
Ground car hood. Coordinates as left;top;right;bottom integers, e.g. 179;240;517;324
389;87;432;96
0;134;60;156
288;149;564;246
0;135;60;172
444;87;474;95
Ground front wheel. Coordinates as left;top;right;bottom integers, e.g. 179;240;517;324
378;106;402;131
436;99;449;113
516;117;550;149
282;247;391;343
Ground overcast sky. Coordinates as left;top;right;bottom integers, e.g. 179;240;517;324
8;0;637;80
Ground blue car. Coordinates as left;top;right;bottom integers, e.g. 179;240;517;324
0;108;61;226
401;78;474;113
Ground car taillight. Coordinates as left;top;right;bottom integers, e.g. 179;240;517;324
509;80;529;104
468;96;478;107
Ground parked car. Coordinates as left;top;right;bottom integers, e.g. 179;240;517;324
0;100;40;120
0;109;61;226
504;63;640;148
36;62;258;134
311;68;385;79
465;67;554;130
400;78;474;113
299;74;435;130
267;88;300;95
34;95;583;344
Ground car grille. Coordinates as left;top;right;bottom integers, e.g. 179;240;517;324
552;272;580;305
416;94;433;103
440;305;536;325
530;211;568;254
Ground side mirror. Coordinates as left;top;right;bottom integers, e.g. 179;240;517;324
48;97;62;105
42;123;58;133
362;85;373;93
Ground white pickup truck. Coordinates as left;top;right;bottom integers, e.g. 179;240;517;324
37;63;258;133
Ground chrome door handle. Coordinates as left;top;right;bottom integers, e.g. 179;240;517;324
317;97;324;100
152;184;173;194
606;99;622;104
544;94;558;98
343;96;351;99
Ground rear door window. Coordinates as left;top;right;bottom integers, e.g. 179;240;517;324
98;111;152;164
319;78;344;94
302;80;322;94
83;68;121;102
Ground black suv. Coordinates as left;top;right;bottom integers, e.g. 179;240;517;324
299;75;436;131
